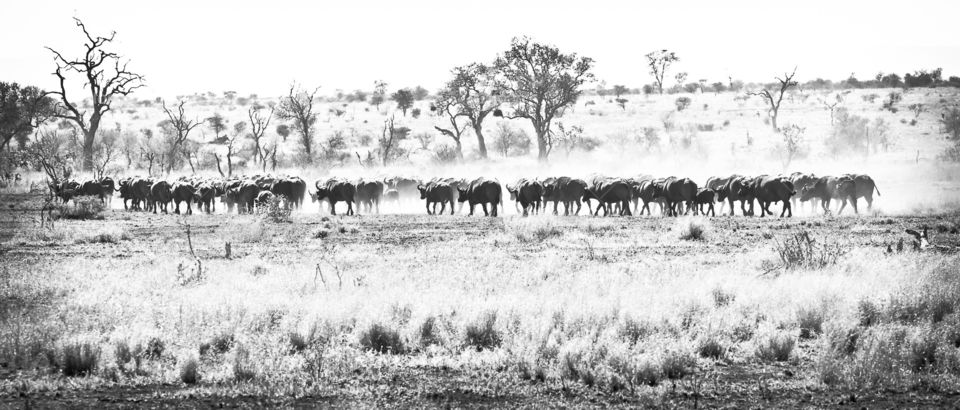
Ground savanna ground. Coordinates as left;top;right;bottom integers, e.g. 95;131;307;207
3;85;960;408
1;188;960;408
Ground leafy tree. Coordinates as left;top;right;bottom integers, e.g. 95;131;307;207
391;88;415;116
371;81;387;109
47;18;144;171
276;84;319;162
275;124;291;141
205;113;226;140
494;37;594;160
645;49;679;95
0;82;56;151
412;86;430;100
612;85;628;99
492;122;531;157
434;63;499;158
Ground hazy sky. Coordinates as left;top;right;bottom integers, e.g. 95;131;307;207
4;0;959;99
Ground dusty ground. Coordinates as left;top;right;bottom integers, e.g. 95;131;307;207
1;191;960;408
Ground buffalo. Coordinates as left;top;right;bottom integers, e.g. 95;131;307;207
704;175;738;214
171;182;197;215
695;189;717;217
750;176;796;217
583;177;633;216
150;180;173;214
799;176;845;215
312;178;356;216
541;177;587;216
788;172;820;213
834;174;880;214
507;179;544;216
355;179;385;214
418;182;455;215
722;176;755;216
661;177;698;216
457;178;502;216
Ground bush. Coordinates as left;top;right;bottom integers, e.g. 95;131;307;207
677;217;707;240
755;332;795;362
711;286;736;307
232;344;256;381
512;220;563;243
143;337;165;359
61;342;100;377
492;122;531;157
359;323;405;354
256;195;291;223
675;96;692;111
179;356;199;384
774;231;848;270
941;107;960;141
660;349;696;380
200;332;235;356
465;312;502;351
696;334;728;360
434;144;460;164
797;307;825;339
58;197;106;220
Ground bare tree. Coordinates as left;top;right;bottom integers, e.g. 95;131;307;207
819;93;843;125
247;103;274;166
645;50;679;95
91;128;120;179
378;116;409;166
160;100;201;174
749;68;798;131
370;81;387;110
494;37;593;161
46;18;144;171
211;122;246;177
779;124;806;170
276;84;319;162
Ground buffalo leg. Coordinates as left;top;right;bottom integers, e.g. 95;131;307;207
439;201;446;215
449;200;454;215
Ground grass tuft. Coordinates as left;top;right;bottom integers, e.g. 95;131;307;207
359;323;405;354
61;342;100;377
755;332;796;362
677;217;707;241
464;312;502;351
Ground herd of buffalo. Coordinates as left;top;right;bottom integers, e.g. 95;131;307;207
45;172;880;218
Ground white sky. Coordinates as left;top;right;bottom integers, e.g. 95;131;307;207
4;0;960;99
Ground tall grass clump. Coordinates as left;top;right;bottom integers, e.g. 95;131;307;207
179;356;199;384
676;217;707;241
774;230;848;270
256;195;292;223
231;344;257;381
58;197;106;220
797;306;826;339
464;312;502;351
696;333;728;360
755;332;796;362
359;323;405;354
61;342;100;377
512;219;563;243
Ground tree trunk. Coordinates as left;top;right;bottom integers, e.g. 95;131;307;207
473;124;488;159
770;111;778;131
536;127;549;161
455;139;463;160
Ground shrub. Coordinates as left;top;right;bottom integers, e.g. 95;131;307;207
465;312;502;351
200;332;235;356
61;342;100;377
114;340;133;369
773;231;848;270
359;323;405;354
635;356;663;386
858;299;881;327
143;337;165;359
755;332;795;362
58;197;106;220
256;195;291;223
677;217;707;240
797;307;825;339
696;334;728;360
492;122;531;157
661;349;696;380
711;286;736;307
675;96;692;111
179;356;199;384
232;344;256;381
941;107;960;141
513;220;563;243
419;316;441;347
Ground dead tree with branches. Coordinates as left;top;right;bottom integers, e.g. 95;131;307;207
160;100;201;174
749;68;798;131
46;18;144;171
276;84;319;163
247;103;274;167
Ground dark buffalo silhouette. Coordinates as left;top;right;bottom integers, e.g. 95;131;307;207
100;177;116;205
834;174;880;214
662;178;698;216
118;178;135;210
635;179;665;216
194;183;216;213
77;179;107;203
418;182;455;215
355;179;385;214
386;177;420;207
541;177;587;216
583;177;633;216
705;175;738;214
150;180;173;214
789;172;819;213
131;177;153;211
312;179;356;215
171;182;196;215
457;178;502;216
224;181;261;214
750;176;796;217
695;188;717;217
722;176;756;216
799;176;846;215
507;179;544;216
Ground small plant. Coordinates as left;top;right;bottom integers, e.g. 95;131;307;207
61;342;100;377
57;197;106;220
755;332;795;362
256;195;291;223
464;312;502;351
675;96;692;111
661;349;696;380
711;286;736;307
677;217;707;241
200;332;235;356
231;344;257;381
179;356;199;384
696;334;728;360
143;337;165;359
773;231;848;270
419;316;441;347
797;307;825;339
858;299;882;327
359;323;405;354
